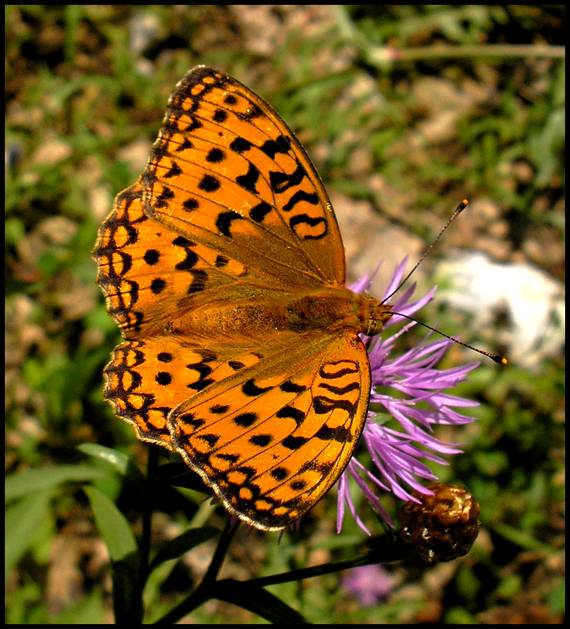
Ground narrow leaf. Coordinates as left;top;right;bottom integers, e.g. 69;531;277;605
84;486;141;623
149;526;220;573
84;485;138;562
6;465;110;502
77;443;145;483
213;579;307;624
77;443;131;474
5;490;53;577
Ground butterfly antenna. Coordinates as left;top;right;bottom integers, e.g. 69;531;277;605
377;198;507;365
391;310;508;365
382;198;470;305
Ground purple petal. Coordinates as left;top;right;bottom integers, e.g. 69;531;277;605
336;260;482;533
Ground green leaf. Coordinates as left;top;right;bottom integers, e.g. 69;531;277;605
84;486;137;562
77;443;130;470
213;579;307;624
84;486;141;623
77;443;144;482
492;522;550;553
5;465;111;502
5;489;53;577
149;526;220;573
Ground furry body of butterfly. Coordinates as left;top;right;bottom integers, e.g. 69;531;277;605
167;287;392;339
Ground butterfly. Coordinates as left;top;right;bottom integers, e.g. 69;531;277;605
93;66;393;531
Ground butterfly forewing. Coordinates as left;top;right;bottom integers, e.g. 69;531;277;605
94;182;257;337
141;66;346;288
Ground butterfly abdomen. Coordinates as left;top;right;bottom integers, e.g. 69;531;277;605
168;287;391;338
286;289;390;335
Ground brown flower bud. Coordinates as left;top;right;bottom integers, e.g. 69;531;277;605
399;483;480;563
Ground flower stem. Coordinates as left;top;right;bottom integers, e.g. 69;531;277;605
248;534;411;588
140;448;158;575
369;43;565;65
132;447;158;623
153;518;239;624
333;5;565;67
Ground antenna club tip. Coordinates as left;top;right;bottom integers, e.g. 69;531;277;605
458;198;470;212
493;354;508;365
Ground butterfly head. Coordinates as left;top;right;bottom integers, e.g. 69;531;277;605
361;296;394;337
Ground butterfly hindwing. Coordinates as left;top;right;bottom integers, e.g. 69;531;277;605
167;332;371;530
102;335;265;451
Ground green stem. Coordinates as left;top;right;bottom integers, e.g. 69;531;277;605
369;44;565;65
248;535;410;588
202;518;239;584
154;518;239;624
140;448;158;576
132;447;158;623
334;6;565;66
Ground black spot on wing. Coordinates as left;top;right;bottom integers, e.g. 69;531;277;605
164;161;182;178
199;174;220;192
313;396;357;415
280;380;307;393
236;162;260;194
183;197;199;211
216;211;243;237
317;381;360;395
242;378;272;396
315;425;350;442
282;435;308;450
206;147;225;163
234;412;257;427
282;190;319;213
269;163;307;194
271;467;289;480
150;278;166;294
276;405;304;426
144;249;160;265
210;404;229;414
199;433;220;446
249;434;273;447
176;137;194;152
250;201;272;223
155;186;174;208
230;136;252;153
260;135;291;159
289;213;327;239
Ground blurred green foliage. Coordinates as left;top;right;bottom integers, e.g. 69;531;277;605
6;4;564;624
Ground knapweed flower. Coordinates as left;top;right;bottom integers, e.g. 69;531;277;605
342;564;395;606
337;259;480;535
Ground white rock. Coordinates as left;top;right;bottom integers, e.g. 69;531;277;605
435;252;564;368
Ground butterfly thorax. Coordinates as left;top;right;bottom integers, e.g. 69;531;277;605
168;286;392;339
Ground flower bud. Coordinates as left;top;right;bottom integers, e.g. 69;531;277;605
399;483;480;563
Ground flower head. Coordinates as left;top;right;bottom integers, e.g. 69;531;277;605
342;564;395;606
337;260;479;534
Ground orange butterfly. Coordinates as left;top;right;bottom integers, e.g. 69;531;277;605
94;66;392;531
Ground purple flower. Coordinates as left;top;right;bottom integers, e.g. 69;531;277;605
337;260;480;535
342;564;395;606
